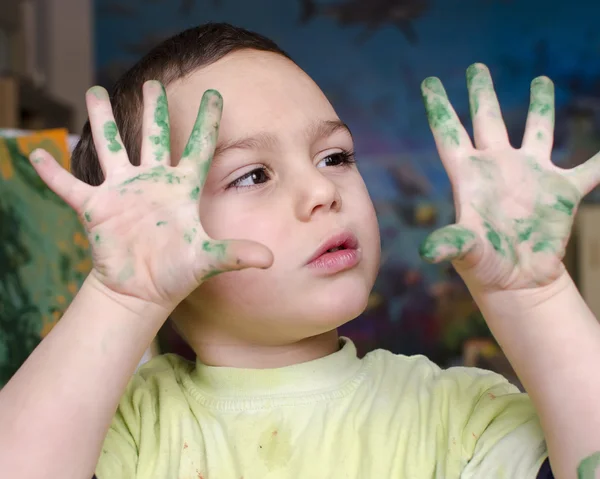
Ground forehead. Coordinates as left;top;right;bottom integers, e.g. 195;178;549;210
166;50;339;154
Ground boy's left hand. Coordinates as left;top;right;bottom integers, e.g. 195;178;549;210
420;63;600;291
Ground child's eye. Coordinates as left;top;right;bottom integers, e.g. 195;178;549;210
227;167;271;189
317;151;356;168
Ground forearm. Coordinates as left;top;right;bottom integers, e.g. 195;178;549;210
471;272;600;479
0;274;170;479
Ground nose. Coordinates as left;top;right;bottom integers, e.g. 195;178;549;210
294;167;342;221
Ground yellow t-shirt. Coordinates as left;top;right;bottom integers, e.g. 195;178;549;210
96;338;547;478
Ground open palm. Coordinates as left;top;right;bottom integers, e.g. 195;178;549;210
419;64;599;291
30;82;272;309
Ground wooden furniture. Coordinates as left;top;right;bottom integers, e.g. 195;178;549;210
576;204;600;319
0;75;72;130
0;1;73;130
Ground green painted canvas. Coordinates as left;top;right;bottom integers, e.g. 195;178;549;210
0;129;91;387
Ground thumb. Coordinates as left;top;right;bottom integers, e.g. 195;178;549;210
419;224;478;264
198;239;274;281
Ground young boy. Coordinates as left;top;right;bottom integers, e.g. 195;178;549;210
1;22;599;479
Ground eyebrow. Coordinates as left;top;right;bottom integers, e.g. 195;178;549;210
212;119;353;160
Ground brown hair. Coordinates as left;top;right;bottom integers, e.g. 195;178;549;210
71;23;291;186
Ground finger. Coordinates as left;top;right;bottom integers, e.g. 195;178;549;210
178;89;223;188
466;63;509;149
421;77;472;163
86;86;130;176
140;80;171;166
521;76;555;159
419;224;478;264
568;150;600;196
198;239;274;281
29;149;90;211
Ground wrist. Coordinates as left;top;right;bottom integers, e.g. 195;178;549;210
82;272;174;324
469;269;573;313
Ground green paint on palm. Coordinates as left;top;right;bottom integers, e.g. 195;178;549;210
183;228;198;244
190;186;200;200
419;225;476;262
469;155;495;179
422;77;461;146
150;86;170;162
514;218;533;242
84;211;92;222
94;233;100;243
120;165;184;186
156;221;167;226
531;239;553;253
529;77;554;121
484;222;505;254
525;156;543;172
578;452;600;479
103;121;123;153
202;240;227;259
553;195;575;215
117;263;134;283
202;268;224;281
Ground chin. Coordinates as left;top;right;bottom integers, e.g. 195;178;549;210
297;277;371;332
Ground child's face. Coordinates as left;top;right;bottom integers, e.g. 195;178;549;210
167;50;380;344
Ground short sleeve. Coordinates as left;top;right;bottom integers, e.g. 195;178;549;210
454;369;548;478
94;373;151;478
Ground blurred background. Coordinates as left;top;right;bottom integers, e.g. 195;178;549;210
2;0;600;387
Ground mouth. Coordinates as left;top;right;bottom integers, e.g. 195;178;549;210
306;231;359;265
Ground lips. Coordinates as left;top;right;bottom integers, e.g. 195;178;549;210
306;231;359;265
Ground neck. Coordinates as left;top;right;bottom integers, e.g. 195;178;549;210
175;323;341;368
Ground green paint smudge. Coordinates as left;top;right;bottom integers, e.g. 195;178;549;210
117;263;134;283
469;155;495;180
156;221;167;227
149;86;170;162
84;211;92;222
120;165;184;186
421;77;461;146
181;90;222;168
484;221;504;255
183;228;198;244
201;268;224;281
531;239;553;253
578;452;600;479
103;121;123;153
466;63;493;119
88;86;107;99
514;218;533;243
552;195;575;216
202;240;227;259
529;77;554;122
419;225;476;262
190;186;200;200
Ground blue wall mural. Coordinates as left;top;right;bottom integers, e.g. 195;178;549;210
95;0;600;365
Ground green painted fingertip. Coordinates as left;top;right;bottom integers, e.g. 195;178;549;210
87;85;108;99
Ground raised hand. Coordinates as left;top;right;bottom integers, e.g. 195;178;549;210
30;82;273;309
419;63;599;291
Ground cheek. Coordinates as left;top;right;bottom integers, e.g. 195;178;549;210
199;195;285;249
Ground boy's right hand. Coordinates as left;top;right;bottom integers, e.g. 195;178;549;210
30;81;273;311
